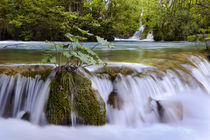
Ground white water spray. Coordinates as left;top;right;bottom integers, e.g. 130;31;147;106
0;73;54;124
89;56;210;127
0;55;209;140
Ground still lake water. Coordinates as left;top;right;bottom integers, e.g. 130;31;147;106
0;41;205;64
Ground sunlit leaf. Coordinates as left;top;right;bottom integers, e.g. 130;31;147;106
63;51;71;58
96;36;114;48
78;28;94;36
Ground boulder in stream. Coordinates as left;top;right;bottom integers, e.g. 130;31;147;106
45;68;106;126
107;92;123;110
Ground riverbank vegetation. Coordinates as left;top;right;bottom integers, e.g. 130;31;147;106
0;0;209;41
141;0;209;41
0;0;140;41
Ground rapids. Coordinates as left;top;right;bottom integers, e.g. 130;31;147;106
0;72;55;124
0;41;209;140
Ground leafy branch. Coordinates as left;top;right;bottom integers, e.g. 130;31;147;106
42;28;113;71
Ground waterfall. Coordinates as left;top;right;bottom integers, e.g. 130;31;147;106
114;13;154;41
141;31;154;41
89;55;210;127
0;55;209;129
114;25;154;41
71;92;77;126
128;25;145;41
0;73;54;124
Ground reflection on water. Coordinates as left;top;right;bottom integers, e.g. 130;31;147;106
0;49;50;64
0;41;205;65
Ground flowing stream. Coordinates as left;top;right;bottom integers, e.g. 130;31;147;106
0;41;209;140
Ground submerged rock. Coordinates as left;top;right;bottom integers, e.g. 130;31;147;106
148;97;183;123
21;112;30;121
205;50;210;61
46;68;106;126
107;92;123;110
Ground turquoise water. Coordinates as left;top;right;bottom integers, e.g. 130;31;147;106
0;41;205;64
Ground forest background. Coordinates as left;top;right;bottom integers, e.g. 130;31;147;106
0;0;209;41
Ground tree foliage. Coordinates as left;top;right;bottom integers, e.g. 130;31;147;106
0;0;141;41
0;0;209;41
140;0;209;41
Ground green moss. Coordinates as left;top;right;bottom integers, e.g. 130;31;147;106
46;72;73;125
95;66;135;81
22;69;52;80
46;69;106;126
73;72;106;125
0;65;53;80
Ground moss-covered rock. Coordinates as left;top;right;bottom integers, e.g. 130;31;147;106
95;66;136;81
46;68;106;126
0;65;53;80
45;71;73;125
73;72;106;125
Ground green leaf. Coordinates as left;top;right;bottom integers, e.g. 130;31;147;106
96;36;114;48
65;33;79;44
46;41;64;49
77;45;96;56
63;51;71;58
77;36;87;41
43;30;110;67
78;28;94;36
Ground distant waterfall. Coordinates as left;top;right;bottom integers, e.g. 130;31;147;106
114;26;154;41
128;25;145;40
114;14;154;41
142;31;154;41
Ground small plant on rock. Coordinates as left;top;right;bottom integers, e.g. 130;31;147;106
42;28;113;71
43;28;111;125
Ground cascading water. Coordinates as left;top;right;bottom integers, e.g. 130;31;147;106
114;13;154;41
89;55;210;128
114;27;154;42
0;53;209;140
142;30;154;41
0;72;54;124
128;25;145;41
71;92;77;127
